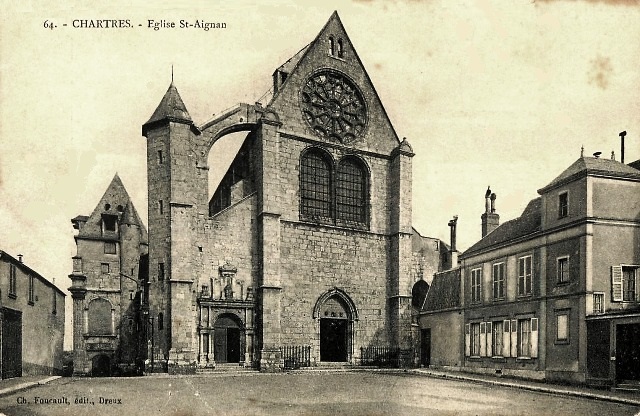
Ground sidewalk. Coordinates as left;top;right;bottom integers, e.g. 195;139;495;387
0;376;60;398
412;368;640;406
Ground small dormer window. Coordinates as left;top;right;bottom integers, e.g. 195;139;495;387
558;192;568;218
337;39;344;58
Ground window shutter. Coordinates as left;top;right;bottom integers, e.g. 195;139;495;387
530;318;538;358
612;266;623;302
503;320;511;357
486;322;493;357
465;323;470;357
511;319;518;358
480;322;486;357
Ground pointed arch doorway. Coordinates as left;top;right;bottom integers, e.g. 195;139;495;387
314;289;358;363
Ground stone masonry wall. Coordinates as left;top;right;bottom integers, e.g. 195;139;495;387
279;222;390;353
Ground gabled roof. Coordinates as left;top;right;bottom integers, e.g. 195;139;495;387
266;11;402;154
463;198;542;257
274;44;311;77
0;250;66;296
423;268;461;311
74;174;147;241
538;156;640;194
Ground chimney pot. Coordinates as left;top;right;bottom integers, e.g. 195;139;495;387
17;254;23;263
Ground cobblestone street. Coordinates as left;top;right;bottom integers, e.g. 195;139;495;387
0;372;637;416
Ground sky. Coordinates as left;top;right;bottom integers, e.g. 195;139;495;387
1;0;639;350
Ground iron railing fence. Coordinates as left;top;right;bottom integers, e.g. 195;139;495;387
280;345;311;370
360;346;414;368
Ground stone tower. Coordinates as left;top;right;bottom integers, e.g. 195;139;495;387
69;174;148;375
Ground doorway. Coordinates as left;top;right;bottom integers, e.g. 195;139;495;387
91;354;111;377
421;328;431;367
616;323;640;381
214;315;242;363
320;318;348;362
1;308;22;379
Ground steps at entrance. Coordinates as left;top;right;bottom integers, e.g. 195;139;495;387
615;380;640;392
196;363;256;374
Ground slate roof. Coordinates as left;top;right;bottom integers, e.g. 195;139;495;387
423;268;461;311
142;83;195;136
463;198;542;257
0;250;66;296
276;44;310;75
538;156;640;194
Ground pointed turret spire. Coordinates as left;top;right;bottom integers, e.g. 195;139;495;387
142;82;194;136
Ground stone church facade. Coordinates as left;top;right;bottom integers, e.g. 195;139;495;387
140;12;446;373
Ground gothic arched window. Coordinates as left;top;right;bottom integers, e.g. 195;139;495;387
337;39;344;58
412;280;430;309
336;158;367;224
88;298;112;335
300;150;332;220
328;36;335;56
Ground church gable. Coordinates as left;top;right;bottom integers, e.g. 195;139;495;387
268;12;400;155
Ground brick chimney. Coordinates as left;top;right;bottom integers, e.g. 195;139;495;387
481;187;500;238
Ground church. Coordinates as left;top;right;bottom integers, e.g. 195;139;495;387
70;11;448;375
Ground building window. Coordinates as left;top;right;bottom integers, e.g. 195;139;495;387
518;255;533;296
556;312;569;343
158;200;164;215
9;264;17;297
623;266;637;302
518;319;531;357
158;313;164;330
558;192;568;218
300;150;332;220
158;262;165;281
101;263;110;274
101;214;117;233
471;322;481;356
158;150;164;164
299;149;369;228
492;320;503;357
557;256;570;284
612;265;638;302
492;262;505;300
471;268;482;303
52;290;57;314
336;158;367;224
104;242;116;254
28;275;35;304
329;36;335;56
593;293;605;314
517;318;538;358
337;38;344;58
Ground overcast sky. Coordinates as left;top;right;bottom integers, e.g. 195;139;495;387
1;0;639;349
